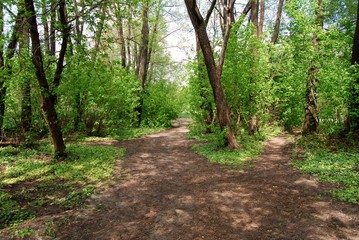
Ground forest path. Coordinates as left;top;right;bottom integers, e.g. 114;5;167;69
58;119;359;239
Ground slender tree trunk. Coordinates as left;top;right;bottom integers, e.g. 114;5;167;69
94;4;107;58
259;0;265;36
20;18;32;138
0;7;23;140
136;2;150;126
302;0;323;135
41;0;50;52
119;18;127;68
185;0;240;149
271;0;285;44
50;0;56;56
139;2;150;89
248;0;259;135
25;0;66;159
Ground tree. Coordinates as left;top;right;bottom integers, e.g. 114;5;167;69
271;0;285;44
184;0;240;149
25;0;68;159
0;5;23;140
302;0;323;135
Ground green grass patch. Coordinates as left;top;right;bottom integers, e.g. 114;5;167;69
66;127;164;142
190;124;282;167
0;142;124;230
112;127;164;140
293;136;359;204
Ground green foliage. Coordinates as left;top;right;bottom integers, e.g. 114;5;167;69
293;136;359;203
271;0;354;133
0;142;124;229
190;124;282;167
58;56;140;135
186;58;215;129
223;21;272;133
141;80;182;127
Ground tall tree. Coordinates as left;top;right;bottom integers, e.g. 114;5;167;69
0;6;23;140
185;0;240;149
25;0;68;159
302;0;323;135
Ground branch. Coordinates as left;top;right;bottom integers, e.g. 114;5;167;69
217;0;234;75
205;0;217;26
53;0;70;88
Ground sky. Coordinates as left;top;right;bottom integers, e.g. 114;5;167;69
164;2;196;63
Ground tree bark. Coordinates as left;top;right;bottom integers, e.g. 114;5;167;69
271;0;285;44
258;0;265;36
25;0;66;159
50;0;56;56
20;16;32;138
302;0;323;135
248;0;259;135
139;2;150;89
185;0;240;149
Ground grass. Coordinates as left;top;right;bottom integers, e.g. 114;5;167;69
189;124;282;167
292;135;359;204
66;127;164;142
0;142;124;231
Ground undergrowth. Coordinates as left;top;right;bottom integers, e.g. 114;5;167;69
0;142;124;231
292;135;359;204
189;124;282;167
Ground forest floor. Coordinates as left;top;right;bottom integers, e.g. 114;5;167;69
3;118;359;239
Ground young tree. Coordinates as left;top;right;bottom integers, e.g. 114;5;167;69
25;0;69;159
302;0;323;135
185;0;240;149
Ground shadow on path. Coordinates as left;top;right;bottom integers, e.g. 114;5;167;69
51;122;359;239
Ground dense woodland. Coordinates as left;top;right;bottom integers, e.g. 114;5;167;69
0;0;359;234
1;0;359;158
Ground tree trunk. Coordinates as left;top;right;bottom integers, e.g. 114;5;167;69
25;0;66;159
185;0;240;149
136;2;150;126
20;16;32;138
271;0;285;44
41;0;50;52
94;4;107;58
259;0;265;36
0;7;23;140
119;18;127;68
248;0;259;135
302;0;323;135
139;2;150;89
50;0;56;56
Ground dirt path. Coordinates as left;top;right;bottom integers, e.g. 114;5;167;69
56;120;359;239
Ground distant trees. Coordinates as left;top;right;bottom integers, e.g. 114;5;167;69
0;0;183;158
186;0;358;142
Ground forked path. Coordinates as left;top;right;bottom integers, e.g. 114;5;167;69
58;120;359;239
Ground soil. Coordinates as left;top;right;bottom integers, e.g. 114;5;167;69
2;118;359;239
